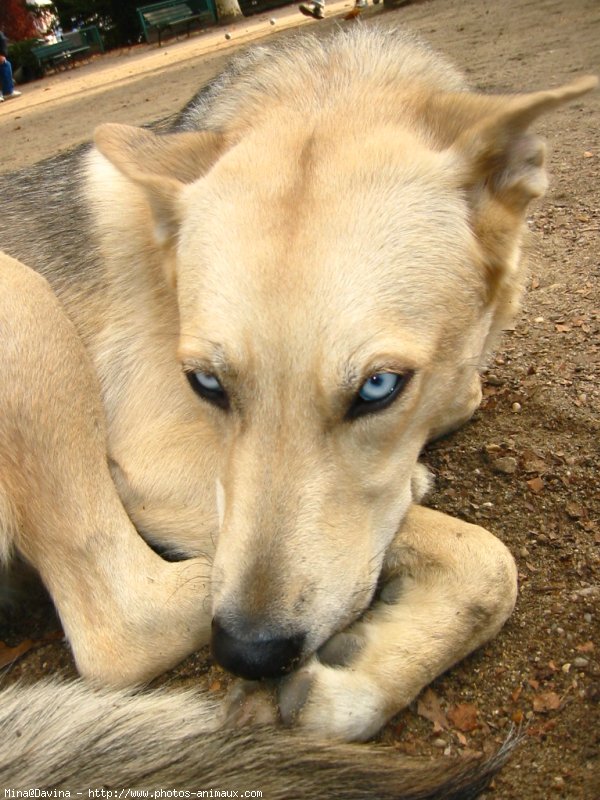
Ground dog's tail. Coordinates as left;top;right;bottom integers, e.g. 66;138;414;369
0;681;515;799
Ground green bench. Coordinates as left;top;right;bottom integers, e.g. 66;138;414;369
32;34;91;74
137;1;216;47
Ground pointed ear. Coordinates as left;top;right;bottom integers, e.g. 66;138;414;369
94;124;224;246
433;76;596;310
453;76;598;212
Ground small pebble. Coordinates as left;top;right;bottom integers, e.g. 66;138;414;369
511;402;522;413
270;17;276;24
493;456;518;475
225;32;232;39
584;613;592;623
573;657;588;669
432;738;446;749
562;662;571;673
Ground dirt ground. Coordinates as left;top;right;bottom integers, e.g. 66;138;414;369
1;0;598;798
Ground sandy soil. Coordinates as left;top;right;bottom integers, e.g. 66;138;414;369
1;0;598;798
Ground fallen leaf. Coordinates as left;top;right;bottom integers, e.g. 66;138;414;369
527;476;545;493
0;640;35;669
448;703;479;732
417;688;448;732
521;450;548;474
565;502;584;519
0;631;63;670
526;719;557;737
576;641;594;653
455;730;468;747
511;686;523;703
532;691;561;713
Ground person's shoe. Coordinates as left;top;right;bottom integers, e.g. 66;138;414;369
299;3;324;19
5;90;22;99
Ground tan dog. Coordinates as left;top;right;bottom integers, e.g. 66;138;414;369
0;26;595;792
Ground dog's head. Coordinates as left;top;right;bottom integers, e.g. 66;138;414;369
95;74;595;679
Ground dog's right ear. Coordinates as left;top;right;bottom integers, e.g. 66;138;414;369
94;124;224;247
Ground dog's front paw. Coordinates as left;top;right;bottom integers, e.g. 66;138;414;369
278;652;388;741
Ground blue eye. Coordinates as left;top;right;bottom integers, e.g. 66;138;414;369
186;370;229;410
359;373;400;402
348;371;412;420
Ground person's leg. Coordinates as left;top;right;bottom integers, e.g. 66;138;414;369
0;59;14;96
299;0;324;19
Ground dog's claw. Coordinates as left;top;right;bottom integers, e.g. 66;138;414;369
317;631;364;667
278;668;314;726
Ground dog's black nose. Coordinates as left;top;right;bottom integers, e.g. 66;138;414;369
211;617;305;680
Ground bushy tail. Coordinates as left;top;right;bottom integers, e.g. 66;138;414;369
0;681;515;799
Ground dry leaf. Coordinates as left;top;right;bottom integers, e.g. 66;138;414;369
521;450;547;474
455;730;468;747
448;703;479;732
417;688;448;732
565;502;584;519
0;631;63;670
0;639;35;669
527;476;545;493
532;691;561;713
576;641;594;653
526;719;557;737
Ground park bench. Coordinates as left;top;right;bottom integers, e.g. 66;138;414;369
32;33;91;74
137;1;216;47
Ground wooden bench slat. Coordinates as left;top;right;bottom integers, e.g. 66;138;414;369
137;0;215;46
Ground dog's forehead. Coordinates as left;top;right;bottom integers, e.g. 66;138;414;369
176;125;485;369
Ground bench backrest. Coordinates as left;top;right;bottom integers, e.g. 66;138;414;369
62;31;85;48
143;4;194;24
137;0;216;41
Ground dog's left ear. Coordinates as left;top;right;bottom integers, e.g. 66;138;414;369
94;124;224;246
454;76;597;213
444;75;596;297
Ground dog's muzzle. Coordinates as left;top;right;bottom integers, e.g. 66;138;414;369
211;617;305;680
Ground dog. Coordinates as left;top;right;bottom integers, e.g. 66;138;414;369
0;25;595;795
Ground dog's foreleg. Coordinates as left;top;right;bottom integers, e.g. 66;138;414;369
0;253;211;685
279;504;517;740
